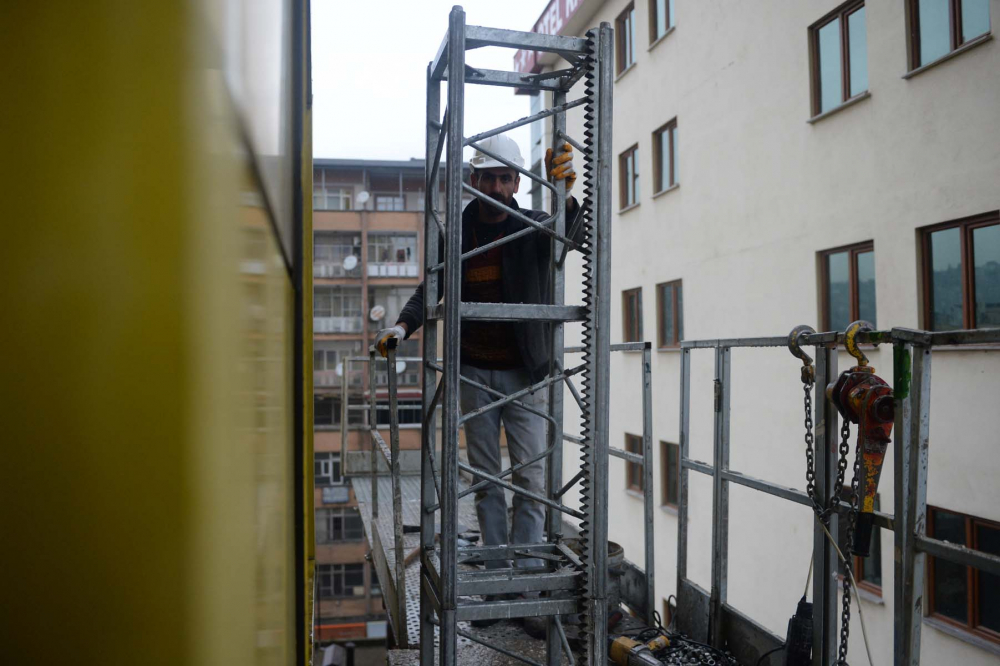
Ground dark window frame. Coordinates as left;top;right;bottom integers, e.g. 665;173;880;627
908;0;993;70
660;441;680;508
809;0;868;117
623;287;643;343
619;144;640;209
921;211;1000;330
819;241;875;331
616;3;637;74
927;505;1000;643
656;280;683;349
653;119;678;194
625;433;643;492
648;0;675;44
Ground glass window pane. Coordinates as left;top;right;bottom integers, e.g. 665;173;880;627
669;0;675;28
976;523;1000;632
626;153;635;205
629;9;636;64
677;284;683;340
818;19;842;113
961;0;991;43
972;224;1000;328
857;250;877;327
929;228;964;330
919;0;952;65
827;251;851;331
932;510;969;623
656;0;667;38
848;7;869;96
661;284;674;345
671;126;678;185
657;130;669;192
666;443;679;505
634;151;640;200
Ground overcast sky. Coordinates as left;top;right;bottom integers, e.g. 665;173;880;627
311;0;550;204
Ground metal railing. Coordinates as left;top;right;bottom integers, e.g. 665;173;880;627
674;327;1000;666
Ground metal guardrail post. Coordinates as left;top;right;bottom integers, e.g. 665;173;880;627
895;341;931;666
708;347;731;647
641;342;655;626
438;7;466;665
812;344;838;666
419;59;442;665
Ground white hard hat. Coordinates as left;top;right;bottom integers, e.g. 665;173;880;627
470;134;524;170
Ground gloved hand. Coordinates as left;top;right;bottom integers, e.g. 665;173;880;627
374;324;406;358
545;143;576;192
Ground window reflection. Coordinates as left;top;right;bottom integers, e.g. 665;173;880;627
919;0;951;65
973;224;1000;327
848;8;868;97
929;228;963;330
962;0;991;43
857;249;877;326
827;251;850;331
818;19;842;113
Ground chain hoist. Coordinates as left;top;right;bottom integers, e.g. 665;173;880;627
787;321;894;665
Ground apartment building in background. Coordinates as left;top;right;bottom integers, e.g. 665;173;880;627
519;0;999;663
311;158;469;649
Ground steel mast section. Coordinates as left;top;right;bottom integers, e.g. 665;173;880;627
421;7;614;666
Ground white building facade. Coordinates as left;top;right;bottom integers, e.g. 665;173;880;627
518;1;1000;663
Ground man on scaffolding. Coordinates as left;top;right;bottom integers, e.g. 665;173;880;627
376;134;580;631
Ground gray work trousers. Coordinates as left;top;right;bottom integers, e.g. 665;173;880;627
460;364;548;571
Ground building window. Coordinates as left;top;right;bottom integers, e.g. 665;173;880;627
660;441;680;508
619;145;640;209
314;340;364;388
317;563;365;598
927;506;1000;640
623;287;643;342
819;242;877;331
625;433;643;492
375;195;405;211
922;212;1000;330
649;0;676;43
616;3;636;73
315;451;342;486
314;286;363;333
910;0;991;68
369;562;381;597
810;1;868;116
656;280;683;348
314;395;366;427
313;171;354;210
374;399;424;426
653;120;678;193
316;507;365;543
314;233;362;278
367;233;418;277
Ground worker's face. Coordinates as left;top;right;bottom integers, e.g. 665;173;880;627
472;167;520;223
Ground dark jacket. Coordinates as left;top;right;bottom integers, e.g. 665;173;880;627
396;197;583;382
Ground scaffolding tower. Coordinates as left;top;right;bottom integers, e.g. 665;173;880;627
419;7;615;666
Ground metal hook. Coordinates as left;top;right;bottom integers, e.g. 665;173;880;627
788;325;816;384
844;320;874;367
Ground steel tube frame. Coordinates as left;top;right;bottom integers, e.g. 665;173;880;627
674;327;1000;666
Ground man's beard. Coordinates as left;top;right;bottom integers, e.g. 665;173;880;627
481;193;512;220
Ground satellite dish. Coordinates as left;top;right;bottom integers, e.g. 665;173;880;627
335;362;343;377
369;304;386;322
356;190;371;205
342;255;358;271
396;360;407;374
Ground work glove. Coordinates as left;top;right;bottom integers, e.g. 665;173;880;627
374;325;406;358
545;143;576;192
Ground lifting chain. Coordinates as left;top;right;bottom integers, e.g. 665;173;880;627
791;325;856;666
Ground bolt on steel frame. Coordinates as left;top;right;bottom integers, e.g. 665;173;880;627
420;7;616;666
674;328;1000;666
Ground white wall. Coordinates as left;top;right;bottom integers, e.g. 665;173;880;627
545;1;1000;662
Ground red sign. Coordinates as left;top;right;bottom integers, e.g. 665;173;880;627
513;0;585;74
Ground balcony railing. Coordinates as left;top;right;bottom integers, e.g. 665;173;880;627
314;261;362;279
315;369;363;388
314;316;363;334
367;262;419;278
